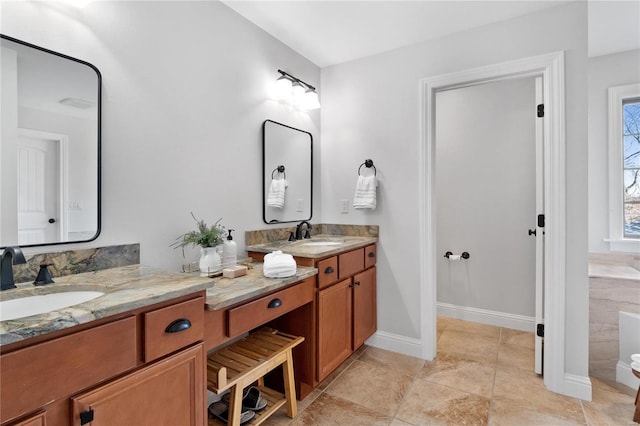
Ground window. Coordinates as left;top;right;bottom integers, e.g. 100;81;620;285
624;100;640;237
608;84;640;251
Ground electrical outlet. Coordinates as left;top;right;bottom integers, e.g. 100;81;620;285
340;199;349;214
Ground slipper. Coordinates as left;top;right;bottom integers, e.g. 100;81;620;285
222;386;267;412
242;386;268;412
208;401;255;425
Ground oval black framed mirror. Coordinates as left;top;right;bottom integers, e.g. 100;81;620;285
0;34;101;248
263;120;312;224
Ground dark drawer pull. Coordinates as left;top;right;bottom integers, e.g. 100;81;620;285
324;266;334;274
268;298;282;309
354;281;361;286
368;252;375;258
165;318;191;333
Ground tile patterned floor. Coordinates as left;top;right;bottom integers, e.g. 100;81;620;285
260;317;639;425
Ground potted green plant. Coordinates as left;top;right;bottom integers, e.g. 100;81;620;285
172;213;225;274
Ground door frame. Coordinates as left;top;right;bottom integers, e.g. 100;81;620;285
419;52;566;395
18;128;69;242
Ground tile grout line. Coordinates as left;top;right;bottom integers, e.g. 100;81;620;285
486;327;504;425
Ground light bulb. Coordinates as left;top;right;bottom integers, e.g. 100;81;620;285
275;76;292;101
304;89;320;110
292;81;306;108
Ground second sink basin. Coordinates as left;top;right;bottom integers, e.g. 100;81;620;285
0;291;104;321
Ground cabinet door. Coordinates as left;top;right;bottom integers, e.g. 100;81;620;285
317;279;352;382
71;344;204;426
353;267;377;349
7;411;46;426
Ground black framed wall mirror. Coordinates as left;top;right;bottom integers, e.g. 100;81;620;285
263;120;312;224
0;35;101;248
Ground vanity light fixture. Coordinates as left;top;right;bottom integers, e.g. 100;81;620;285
275;69;320;110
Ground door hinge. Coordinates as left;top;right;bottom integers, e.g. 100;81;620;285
537;214;545;228
80;409;94;425
536;323;545;337
537;104;544;117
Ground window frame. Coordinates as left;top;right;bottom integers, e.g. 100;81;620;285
607;83;640;251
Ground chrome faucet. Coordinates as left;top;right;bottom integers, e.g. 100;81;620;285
295;221;312;240
1;246;27;290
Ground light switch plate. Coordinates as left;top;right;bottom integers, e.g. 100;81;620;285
340;199;349;214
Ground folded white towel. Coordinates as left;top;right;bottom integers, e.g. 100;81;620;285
263;250;297;278
631;361;640;373
353;175;377;210
267;179;287;209
631;354;640;363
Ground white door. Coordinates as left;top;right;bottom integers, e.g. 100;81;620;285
534;76;544;375
17;130;64;244
436;76;543;373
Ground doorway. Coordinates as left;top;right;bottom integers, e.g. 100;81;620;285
17;128;68;245
434;76;543;374
419;51;568;395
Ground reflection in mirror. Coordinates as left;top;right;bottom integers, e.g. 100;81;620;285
1;35;101;248
263;120;312;224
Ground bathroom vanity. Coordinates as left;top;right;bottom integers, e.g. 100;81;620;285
246;234;378;385
0;233;376;425
0;264;317;426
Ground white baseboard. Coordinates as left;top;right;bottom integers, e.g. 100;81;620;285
437;302;535;332
616;361;640;389
562;373;592;401
366;330;425;359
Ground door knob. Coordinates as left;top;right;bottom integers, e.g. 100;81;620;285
48;218;56;224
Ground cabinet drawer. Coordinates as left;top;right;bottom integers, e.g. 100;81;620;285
144;296;204;362
227;277;314;337
364;244;377;269
0;317;137;424
317;256;339;289
338;248;364;279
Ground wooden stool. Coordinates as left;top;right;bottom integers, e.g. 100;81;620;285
206;328;304;426
633;368;640;423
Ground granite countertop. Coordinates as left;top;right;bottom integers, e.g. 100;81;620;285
204;263;317;310
246;234;377;259
1;263;318;346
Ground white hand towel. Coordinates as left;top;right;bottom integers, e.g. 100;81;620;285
263;250;297;278
631;354;640;363
631;361;640;373
267;178;287;209
353;175;377;210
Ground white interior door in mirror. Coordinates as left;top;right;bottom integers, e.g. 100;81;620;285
263;120;312;224
17;129;67;245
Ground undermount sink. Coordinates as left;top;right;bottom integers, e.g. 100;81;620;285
300;241;344;247
0;291;104;321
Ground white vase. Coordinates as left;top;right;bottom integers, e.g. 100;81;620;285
199;247;221;274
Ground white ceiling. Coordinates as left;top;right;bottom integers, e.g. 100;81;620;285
223;0;640;68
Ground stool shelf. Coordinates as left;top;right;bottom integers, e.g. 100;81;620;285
206;328;304;426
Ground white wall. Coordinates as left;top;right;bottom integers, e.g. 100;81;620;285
588;49;640;253
435;77;536;319
0;1;321;267
321;1;589;380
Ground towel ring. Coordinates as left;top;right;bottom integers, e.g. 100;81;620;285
358;159;376;176
272;165;286;179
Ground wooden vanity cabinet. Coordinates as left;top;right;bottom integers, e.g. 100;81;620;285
70;343;204;426
248;243;377;385
1;292;206;426
317;278;353;380
353;267;377;349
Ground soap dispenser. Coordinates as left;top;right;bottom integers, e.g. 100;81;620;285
222;229;237;268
